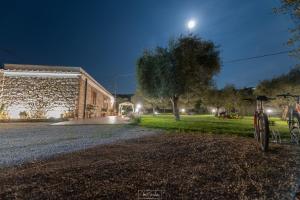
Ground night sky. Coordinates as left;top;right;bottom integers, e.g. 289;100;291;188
0;0;297;93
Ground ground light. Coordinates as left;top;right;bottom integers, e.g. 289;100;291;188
47;107;67;118
266;109;273;114
181;108;186;113
266;109;273;117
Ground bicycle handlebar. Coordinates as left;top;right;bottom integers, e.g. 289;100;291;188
242;96;275;101
277;93;300;98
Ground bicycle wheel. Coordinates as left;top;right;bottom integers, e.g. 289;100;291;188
290;113;300;144
257;113;270;151
253;112;260;141
288;108;294;131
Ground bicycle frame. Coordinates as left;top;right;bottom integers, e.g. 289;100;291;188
277;93;300;144
284;96;300;129
254;99;265;137
256;99;264;113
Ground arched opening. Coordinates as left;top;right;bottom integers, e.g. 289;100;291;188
118;102;134;116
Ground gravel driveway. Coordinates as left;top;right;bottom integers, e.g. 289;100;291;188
0;123;159;167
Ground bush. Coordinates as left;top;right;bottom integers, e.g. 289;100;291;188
130;115;141;124
218;112;241;119
19;111;29;119
0;104;8;120
62;111;75;119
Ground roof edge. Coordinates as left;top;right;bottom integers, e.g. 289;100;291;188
79;68;114;99
3;64;82;72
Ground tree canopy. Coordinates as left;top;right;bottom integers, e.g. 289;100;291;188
275;0;300;57
256;65;300;96
136;35;221;120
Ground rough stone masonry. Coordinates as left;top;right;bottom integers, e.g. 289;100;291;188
0;64;114;119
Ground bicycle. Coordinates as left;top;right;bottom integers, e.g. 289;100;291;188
277;93;300;144
244;96;274;152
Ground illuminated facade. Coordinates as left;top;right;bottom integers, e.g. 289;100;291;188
0;64;114;119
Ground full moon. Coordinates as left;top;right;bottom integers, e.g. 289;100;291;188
187;20;196;29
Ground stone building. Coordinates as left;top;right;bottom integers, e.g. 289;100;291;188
0;64;114;119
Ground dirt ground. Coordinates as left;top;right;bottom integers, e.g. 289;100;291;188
0;133;299;200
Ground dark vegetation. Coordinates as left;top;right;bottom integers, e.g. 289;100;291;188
274;0;300;57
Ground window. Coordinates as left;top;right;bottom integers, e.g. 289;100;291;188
103;97;108;109
92;91;97;105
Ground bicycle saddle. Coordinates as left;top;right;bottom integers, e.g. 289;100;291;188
242;98;254;101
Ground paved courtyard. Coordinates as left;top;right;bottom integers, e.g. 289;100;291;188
0;123;160;168
52;116;131;125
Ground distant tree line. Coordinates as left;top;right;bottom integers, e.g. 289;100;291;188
255;65;300;119
135;52;300;119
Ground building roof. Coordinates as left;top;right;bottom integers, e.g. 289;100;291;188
2;64;114;99
3;64;81;72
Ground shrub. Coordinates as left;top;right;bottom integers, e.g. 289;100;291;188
62;111;75;119
0;104;8;119
19;111;29;119
130;115;141;124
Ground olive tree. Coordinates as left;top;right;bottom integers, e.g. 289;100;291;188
136;35;221;120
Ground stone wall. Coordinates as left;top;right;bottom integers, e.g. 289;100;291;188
0;75;80;119
0;71;4;97
77;77;86;118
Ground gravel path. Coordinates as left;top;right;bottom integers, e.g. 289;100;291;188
0;133;299;199
0;123;160;167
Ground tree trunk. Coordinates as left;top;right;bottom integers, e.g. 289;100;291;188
216;107;220;117
282;105;288;120
152;105;155;116
171;96;180;121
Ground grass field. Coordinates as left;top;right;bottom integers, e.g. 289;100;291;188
139;114;290;138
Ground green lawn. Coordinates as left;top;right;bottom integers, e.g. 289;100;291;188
139;114;290;138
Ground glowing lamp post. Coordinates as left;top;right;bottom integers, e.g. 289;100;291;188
211;108;217;115
136;103;142;114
